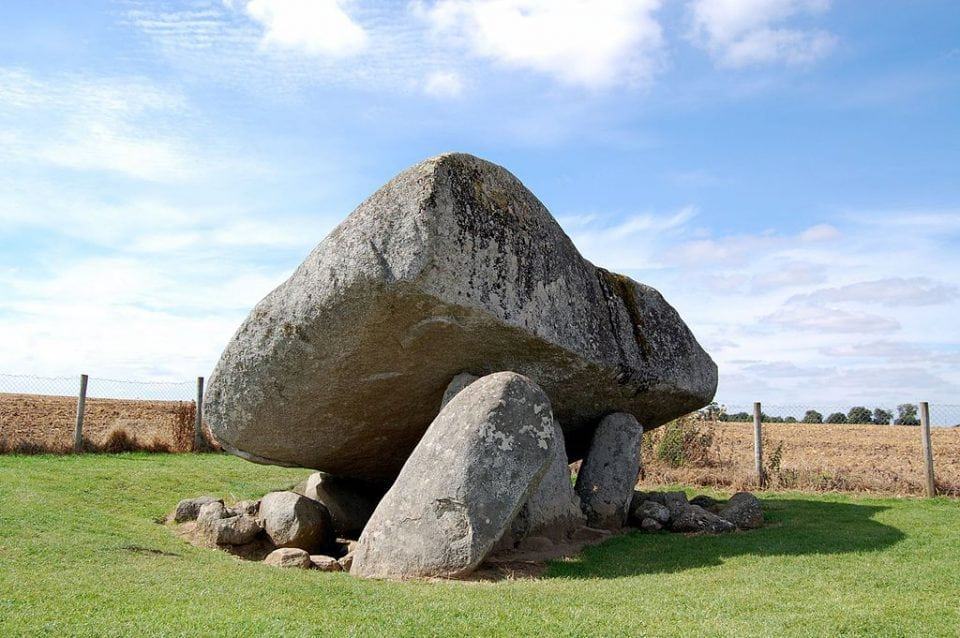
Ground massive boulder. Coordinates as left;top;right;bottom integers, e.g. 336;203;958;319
351;372;554;579
204;152;717;480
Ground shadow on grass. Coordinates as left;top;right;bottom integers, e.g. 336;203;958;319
545;498;905;579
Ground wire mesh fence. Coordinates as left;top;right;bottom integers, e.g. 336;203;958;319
0;372;200;453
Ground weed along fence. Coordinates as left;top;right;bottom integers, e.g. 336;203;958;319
0;373;208;453
641;401;960;498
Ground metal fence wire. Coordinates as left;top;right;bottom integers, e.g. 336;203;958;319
0;372;198;451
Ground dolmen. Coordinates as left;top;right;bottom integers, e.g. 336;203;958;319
202;153;718;579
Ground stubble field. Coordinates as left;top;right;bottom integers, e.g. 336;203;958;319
641;420;960;496
0;393;193;450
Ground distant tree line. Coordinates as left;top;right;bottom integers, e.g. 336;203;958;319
701;403;921;425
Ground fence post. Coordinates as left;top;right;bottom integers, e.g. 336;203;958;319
753;401;765;487
919;401;935;497
74;374;88;453
194;376;205;452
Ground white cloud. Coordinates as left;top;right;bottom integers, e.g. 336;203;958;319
800;223;840;241
243;0;368;56
763;305;901;334
559;205;696;270
0;69;198;182
419;0;664;88
687;0;837;68
423;70;464;98
788;277;960;307
750;261;826;292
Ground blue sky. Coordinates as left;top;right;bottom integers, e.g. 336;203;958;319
1;0;959;407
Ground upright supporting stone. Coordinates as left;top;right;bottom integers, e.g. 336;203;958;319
74;374;88;453
575;413;643;529
920;402;935;497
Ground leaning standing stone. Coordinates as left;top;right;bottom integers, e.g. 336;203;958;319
351;372;555;579
575;413;644;529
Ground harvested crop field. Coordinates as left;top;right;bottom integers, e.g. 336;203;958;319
0;393;195;450
642;420;960;497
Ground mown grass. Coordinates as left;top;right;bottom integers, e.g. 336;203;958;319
0;454;957;637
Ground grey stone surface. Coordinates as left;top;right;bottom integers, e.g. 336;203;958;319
259;491;330;551
309;555;343;572
640;518;663;533
302;472;382;538
440;372;479;409
338;552;354;571
195;501;263;545
575;413;644;529
662;492;690;519
174;495;221;523
719;492;764;529
351;372;554;580
631;500;670;526
670;504;735;534
196;501;227;524
689;495;719;511
204;153;717;480
508;419;585;542
264;547;312;569
228;500;260;517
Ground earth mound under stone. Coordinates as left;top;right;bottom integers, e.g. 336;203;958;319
204;152;718;481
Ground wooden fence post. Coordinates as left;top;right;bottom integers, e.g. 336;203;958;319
194;377;205;452
74;374;88;453
919;401;935;497
753;401;765;487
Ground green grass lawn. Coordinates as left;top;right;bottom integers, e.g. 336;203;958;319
0;454;957;637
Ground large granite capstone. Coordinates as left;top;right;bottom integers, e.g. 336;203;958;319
205;153;717;480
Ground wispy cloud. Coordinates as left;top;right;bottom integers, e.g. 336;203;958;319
788;277;960;307
0;68;208;182
687;0;837;68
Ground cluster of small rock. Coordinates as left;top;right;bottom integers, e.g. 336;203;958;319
626;490;763;534
173;487;363;572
